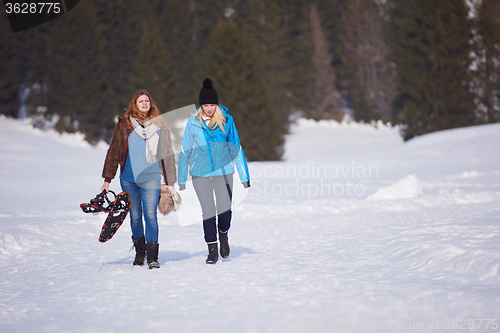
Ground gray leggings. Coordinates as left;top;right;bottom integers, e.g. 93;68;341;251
192;174;233;243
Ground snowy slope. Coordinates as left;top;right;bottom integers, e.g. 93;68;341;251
0;115;499;333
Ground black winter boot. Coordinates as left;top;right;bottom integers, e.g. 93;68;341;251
146;242;160;269
218;231;230;259
206;243;218;264
132;236;146;266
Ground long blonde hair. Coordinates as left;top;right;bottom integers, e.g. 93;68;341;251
196;105;226;134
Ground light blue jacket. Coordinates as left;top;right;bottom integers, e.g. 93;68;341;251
178;105;250;184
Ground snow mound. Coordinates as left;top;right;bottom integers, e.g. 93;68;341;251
0;115;108;150
368;174;423;201
455;170;484;178
294;116;393;130
0;225;53;259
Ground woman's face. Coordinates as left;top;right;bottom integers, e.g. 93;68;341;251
202;104;217;118
136;95;151;114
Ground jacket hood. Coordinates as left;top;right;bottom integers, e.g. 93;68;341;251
219;105;228;116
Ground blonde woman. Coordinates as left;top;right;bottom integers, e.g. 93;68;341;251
178;78;250;264
101;90;176;269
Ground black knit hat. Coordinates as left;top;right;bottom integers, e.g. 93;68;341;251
199;78;219;106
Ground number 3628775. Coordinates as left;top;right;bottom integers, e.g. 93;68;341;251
5;3;62;14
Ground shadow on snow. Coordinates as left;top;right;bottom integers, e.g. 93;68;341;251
104;246;256;266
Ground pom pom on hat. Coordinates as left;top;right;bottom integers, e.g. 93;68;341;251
203;78;213;89
199;78;219;106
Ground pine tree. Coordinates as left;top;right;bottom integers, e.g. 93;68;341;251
187;0;227;66
45;1;109;142
0;15;20;117
153;0;198;108
234;0;295;119
93;0;146;141
129;26;179;114
201;19;286;161
474;0;500;124
316;0;344;68
15;23;52;121
389;0;475;140
281;0;315;117
339;0;394;122
309;2;343;121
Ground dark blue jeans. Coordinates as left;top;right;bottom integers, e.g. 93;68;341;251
192;175;233;243
120;179;160;243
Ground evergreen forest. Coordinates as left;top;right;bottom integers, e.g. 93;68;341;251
1;0;499;160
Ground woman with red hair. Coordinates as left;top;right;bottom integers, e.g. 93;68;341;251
101;90;176;269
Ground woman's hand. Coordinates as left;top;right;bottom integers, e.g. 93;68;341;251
166;185;175;194
101;182;110;193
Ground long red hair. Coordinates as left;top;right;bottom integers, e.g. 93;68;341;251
123;90;164;130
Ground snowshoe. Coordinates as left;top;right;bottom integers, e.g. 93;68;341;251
80;190;115;214
98;191;130;243
80;190;131;243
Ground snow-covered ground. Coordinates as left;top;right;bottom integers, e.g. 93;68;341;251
0;115;499;333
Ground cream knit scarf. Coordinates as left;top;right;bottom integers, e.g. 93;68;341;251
130;117;159;164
